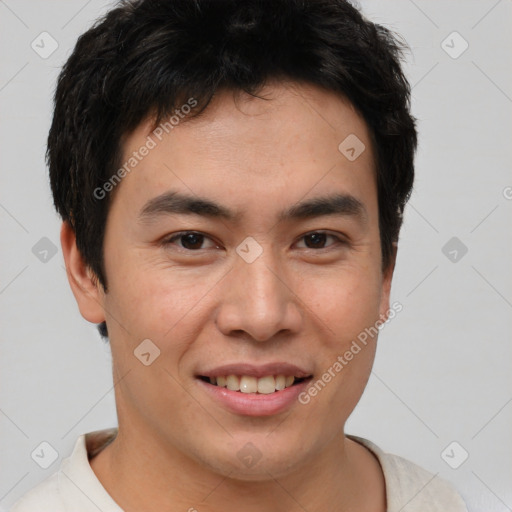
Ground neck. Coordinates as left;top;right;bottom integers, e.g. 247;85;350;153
90;420;385;512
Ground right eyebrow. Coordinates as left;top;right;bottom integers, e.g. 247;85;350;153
139;190;240;223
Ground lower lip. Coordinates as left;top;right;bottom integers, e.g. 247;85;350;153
196;378;311;416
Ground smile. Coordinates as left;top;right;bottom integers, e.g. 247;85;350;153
196;364;313;416
199;374;307;394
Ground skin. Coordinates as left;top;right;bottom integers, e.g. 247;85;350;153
61;81;395;511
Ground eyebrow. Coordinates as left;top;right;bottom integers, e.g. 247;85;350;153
139;190;368;225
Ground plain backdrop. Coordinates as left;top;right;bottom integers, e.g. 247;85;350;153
1;1;511;511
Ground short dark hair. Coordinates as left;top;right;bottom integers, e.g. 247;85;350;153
48;0;417;338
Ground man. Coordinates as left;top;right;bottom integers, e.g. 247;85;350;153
11;0;467;510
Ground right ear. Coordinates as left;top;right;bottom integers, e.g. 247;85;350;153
60;221;106;324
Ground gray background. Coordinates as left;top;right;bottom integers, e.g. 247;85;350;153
1;1;511;510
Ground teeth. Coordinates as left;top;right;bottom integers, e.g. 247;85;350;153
206;374;299;393
275;375;286;391
240;376;258;393
257;375;275;394
226;375;240;391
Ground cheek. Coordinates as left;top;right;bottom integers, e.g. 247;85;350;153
303;265;383;342
304;266;383;407
104;259;221;345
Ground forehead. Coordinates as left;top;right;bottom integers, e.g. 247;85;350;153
147;82;372;163
113;82;376;222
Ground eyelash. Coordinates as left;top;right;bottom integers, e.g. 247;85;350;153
162;230;347;252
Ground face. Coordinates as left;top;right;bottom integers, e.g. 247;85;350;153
76;82;395;479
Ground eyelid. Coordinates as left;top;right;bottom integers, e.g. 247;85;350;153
294;230;347;249
161;229;348;252
163;231;221;250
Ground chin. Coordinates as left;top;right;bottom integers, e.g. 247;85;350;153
193;434;314;481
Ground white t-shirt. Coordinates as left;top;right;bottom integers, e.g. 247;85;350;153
10;428;468;512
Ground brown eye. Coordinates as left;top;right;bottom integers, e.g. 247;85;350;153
179;233;204;250
297;231;343;250
164;231;217;251
304;232;328;248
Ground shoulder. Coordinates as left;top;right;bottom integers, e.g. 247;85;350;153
348;435;468;512
9;428;120;512
9;472;64;512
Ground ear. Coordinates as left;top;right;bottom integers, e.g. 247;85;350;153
378;242;398;322
60;221;106;324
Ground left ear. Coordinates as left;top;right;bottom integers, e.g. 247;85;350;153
378;242;397;322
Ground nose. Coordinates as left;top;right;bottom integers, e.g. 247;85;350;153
215;247;303;342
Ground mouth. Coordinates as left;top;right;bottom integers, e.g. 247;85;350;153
195;363;313;415
197;374;310;394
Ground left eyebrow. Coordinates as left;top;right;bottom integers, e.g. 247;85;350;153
278;193;368;226
138;190;368;226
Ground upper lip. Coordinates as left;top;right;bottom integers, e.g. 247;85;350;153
197;363;312;379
